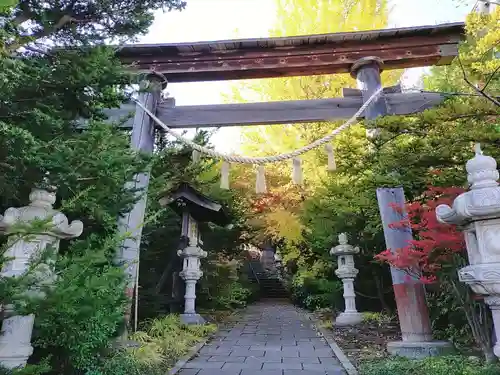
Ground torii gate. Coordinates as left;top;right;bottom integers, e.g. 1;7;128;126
101;22;464;327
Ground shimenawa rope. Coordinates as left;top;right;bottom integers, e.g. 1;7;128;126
133;86;383;165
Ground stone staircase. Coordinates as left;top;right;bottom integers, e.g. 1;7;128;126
247;259;289;299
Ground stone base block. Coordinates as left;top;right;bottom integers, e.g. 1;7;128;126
112;339;141;349
335;312;363;326
387;340;455;359
0;345;33;369
180;313;206;325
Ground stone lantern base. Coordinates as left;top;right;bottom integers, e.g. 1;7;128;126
387;340;455;359
335;311;363;326
180;313;206;325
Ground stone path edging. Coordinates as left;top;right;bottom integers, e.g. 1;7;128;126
304;312;358;375
169;338;212;375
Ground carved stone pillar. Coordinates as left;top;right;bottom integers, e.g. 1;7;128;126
0;188;83;368
177;244;207;324
436;144;500;358
330;233;363;325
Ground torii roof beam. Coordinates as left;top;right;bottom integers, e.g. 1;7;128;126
116;22;464;82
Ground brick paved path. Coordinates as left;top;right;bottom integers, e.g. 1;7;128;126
178;301;346;375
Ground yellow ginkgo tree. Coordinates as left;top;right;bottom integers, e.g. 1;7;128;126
226;0;395;255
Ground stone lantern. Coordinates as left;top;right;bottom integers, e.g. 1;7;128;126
160;183;228;324
274;250;283;267
0;187;83;368
436;144;500;358
330;233;363;325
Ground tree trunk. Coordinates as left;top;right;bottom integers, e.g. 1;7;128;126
451;279;496;363
373;269;390;312
482;343;497;364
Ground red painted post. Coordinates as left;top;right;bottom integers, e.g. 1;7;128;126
376;188;432;343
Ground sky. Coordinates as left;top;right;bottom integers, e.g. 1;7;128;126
138;0;477;152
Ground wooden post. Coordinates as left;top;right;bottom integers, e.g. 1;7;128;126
351;57;388;139
351;58;387;119
376;188;433;343
351;57;453;356
117;72;166;326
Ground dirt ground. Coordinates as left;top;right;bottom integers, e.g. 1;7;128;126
315;311;401;368
332;322;401;367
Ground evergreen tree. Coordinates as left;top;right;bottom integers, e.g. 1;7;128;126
0;1;188;374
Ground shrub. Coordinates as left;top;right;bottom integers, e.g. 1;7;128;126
198;257;258;310
360;356;500;375
426;283;478;348
290;271;342;311
89;351;163;375
19;247;128;374
0;361;51;375
212;281;254;310
129;315;217;371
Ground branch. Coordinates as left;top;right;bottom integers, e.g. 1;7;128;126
447;112;499;121
23;44;52;56
30;14;77;40
482;65;500;92
458;56;500;107
480;40;500;61
7;14;79;54
12;14;29;27
373;131;408;150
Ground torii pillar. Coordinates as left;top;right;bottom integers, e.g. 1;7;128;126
351;57;453;358
116;72;167;326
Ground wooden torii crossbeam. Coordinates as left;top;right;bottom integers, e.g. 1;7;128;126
95;22;464;129
100;22;465;330
98;89;443;129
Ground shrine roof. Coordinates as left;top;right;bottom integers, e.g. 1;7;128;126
160;183;229;225
117;22;465;82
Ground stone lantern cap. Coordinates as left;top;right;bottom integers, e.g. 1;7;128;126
330;233;360;256
0;188;83;239
436;144;500;225
177;245;207;258
159;183;229;226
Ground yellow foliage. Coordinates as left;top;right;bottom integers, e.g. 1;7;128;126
464;9;500;77
264;209;304;243
224;0;402;247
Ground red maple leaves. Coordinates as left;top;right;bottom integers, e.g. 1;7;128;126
375;186;466;284
251;192;284;213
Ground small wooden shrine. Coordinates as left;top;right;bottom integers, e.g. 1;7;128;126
160;183;228;324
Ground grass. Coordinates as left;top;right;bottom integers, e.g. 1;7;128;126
360;356;500;375
128;314;217;371
318;319;334;330
361;311;397;326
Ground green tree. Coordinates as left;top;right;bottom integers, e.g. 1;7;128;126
0;1;187;373
0;0;15;11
